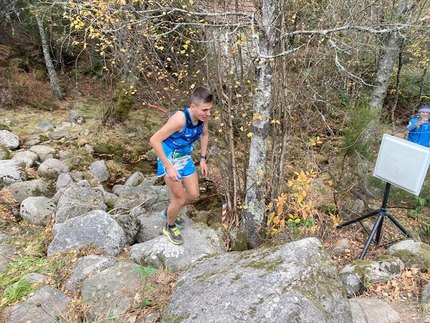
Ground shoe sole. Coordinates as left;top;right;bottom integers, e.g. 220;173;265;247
161;210;186;229
163;228;184;245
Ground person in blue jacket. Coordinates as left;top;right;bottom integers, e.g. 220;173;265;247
407;105;430;147
150;87;213;245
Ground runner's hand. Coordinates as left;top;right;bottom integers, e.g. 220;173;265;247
166;165;181;181
200;159;208;177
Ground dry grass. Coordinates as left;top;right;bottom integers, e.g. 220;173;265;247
0;189;18;221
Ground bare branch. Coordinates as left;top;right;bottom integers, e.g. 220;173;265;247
327;38;373;87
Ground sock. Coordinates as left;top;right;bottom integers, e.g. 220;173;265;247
168;224;176;229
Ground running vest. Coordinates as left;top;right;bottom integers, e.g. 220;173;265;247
163;107;204;154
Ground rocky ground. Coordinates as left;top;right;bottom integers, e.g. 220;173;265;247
1;97;430;322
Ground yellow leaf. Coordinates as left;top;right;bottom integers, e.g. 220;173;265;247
277;203;283;215
268;212;275;221
253;113;262;121
280;219;285;229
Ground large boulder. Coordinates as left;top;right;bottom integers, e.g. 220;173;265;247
65;255;117;291
134;208;187;243
47;210;127;256
55;181;107;223
162;237;352;323
80;262;142;321
0;286;70;323
349;298;401;323
129;221;226;272
108;185;170;211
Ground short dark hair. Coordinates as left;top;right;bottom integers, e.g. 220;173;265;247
191;86;213;105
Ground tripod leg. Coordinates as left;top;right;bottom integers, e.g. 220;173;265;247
359;213;385;259
337;209;380;228
385;213;412;238
374;211;385;247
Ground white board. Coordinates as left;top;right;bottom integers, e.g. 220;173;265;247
373;134;430;195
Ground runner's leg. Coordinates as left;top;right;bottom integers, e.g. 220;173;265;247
164;175;186;225
182;172;200;206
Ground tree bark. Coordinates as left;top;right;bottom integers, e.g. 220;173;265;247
36;15;63;100
369;0;413;110
369;31;403;110
241;0;280;248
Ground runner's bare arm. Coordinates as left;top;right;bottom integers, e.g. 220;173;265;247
200;122;209;177
150;112;185;171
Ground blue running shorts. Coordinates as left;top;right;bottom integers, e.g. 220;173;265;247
157;145;196;179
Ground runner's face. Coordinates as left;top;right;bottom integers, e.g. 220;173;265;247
193;102;212;122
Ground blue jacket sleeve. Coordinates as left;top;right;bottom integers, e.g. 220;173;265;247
407;117;420;131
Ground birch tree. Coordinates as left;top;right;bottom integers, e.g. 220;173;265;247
369;0;416;110
1;0;65;100
35;14;63;100
240;0;281;248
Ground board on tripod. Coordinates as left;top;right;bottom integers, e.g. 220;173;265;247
337;134;430;259
373;134;430;195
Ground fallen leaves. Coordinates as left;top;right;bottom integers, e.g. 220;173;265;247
364;267;430;301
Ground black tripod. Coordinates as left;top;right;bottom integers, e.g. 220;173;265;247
337;182;412;259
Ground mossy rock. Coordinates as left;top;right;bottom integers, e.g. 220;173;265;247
93;143;114;155
228;227;248;251
388;239;430;271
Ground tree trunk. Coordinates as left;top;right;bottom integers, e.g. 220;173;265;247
35;15;63;100
417;68;427;110
241;0;280;248
369;31;403;110
369;0;413;110
391;44;404;132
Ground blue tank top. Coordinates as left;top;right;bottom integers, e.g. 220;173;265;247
162;107;204;155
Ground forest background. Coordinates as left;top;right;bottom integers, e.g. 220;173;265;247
1;0;430;251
